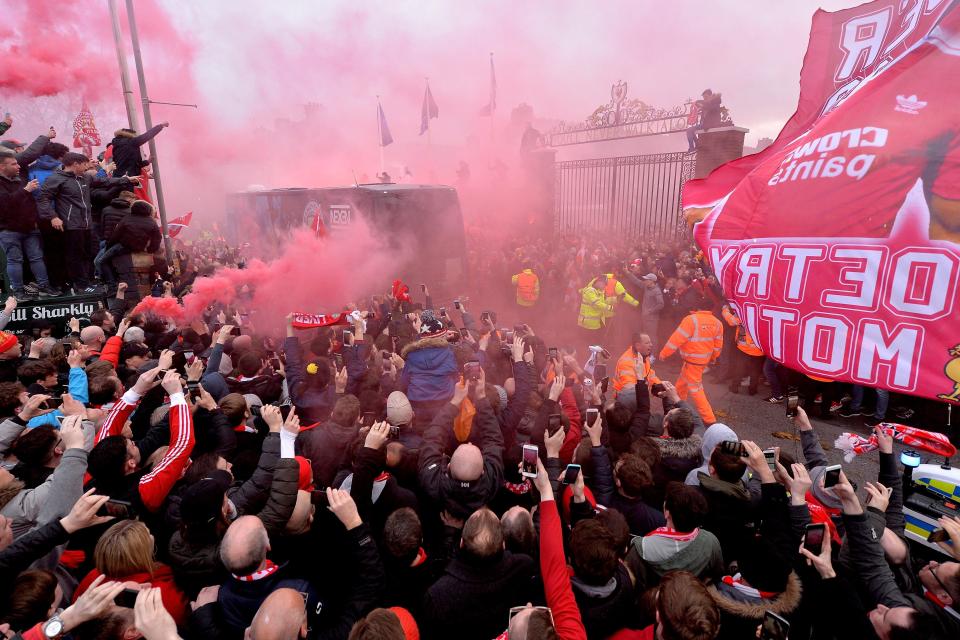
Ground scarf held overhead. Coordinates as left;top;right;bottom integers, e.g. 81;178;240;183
834;423;956;462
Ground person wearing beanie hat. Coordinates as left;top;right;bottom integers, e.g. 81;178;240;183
180;471;232;526
399;312;458;425
0;331;23;382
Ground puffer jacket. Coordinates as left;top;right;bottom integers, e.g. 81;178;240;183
110;125;165;178
399;336;459;402
100;197;132;239
655;435;703;483
109;202;161;253
37;168;133;231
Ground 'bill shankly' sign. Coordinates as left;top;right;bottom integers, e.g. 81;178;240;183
4;295;104;336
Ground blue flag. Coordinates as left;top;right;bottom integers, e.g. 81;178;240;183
378;102;393;147
420;83;439;135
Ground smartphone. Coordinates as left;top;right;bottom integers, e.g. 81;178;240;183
342;328;353;340
310;490;329;507
594;363;607;381
362;412;376;428
547;413;562;436
548;347;559;360
439;307;447;317
464;361;481;381
928;528;950;543
480;311;491;323
250;404;263;418
651;382;666;396
459;328;470;338
763;448;777;472
786;394;799;418
600;377;610;394
719;440;747;457
521;444;538;478
454;299;461;310
187;381;201;400
334;353;344;370
184;350;194;362
230;327;242;337
97;498;132;519
561;463;582;485
760;610;790;640
388;425;400;439
55;415;67;426
269;358;281;370
823;464;842;488
502;330;514;343
804;523;826;554
585;407;599;426
44;397;63;410
114;588;140;609
420;283;426;293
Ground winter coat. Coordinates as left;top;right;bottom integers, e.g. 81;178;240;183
297;421;359;490
655;435;703;483
399;336;459;402
100;197;132;239
109;203;161;253
226;374;284;405
696;473;760;563
0;448;88;539
592;445;666;536
418;400;504;520
625;527;724;587
282;336;336;425
167;531;226;600
642;284;664;317
110;125;164;178
707;572;802;640
421;551;539;640
0;173;40;233
571;564;639;639
75;563;190;626
37;168;133;231
13;136;49;184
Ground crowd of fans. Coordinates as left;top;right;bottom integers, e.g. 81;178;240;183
0;117;959;640
0;117;168;300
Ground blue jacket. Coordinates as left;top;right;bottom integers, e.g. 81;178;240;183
399;336;458;403
27;155;62;200
28;366;89;429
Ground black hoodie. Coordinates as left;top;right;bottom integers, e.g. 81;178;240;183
100;197;132;239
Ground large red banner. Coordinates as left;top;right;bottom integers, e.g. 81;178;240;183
687;1;960;404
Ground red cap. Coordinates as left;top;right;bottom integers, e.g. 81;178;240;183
0;332;18;354
295;456;314;491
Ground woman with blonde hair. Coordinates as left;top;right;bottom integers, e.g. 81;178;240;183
71;519;188;625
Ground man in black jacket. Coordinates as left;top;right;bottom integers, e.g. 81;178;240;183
109;122;168;178
105;200;162;292
37;152;139;293
0;151;59;298
93;191;136;290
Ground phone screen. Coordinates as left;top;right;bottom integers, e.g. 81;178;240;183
454;299;461;310
548;347;559;359
586;408;599;426
521;445;538;478
547;413;562;435
786;394;799;417
823;465;841;488
97;499;132;519
459;328;470;338
804;523;826;553
44;397;63;409
114;588;140;609
464;361;481;381
719;440;747;457
763;448;777;472
594;364;607;381
927;528;949;543
561;464;581;485
761;611;790;640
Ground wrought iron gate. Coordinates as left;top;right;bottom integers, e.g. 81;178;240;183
554;151;695;238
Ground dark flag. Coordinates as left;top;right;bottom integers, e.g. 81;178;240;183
479;53;497;116
378;102;393;146
420;82;439;135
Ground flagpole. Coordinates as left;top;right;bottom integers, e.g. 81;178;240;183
425;78;434;181
489;52;495;142
377;96;384;176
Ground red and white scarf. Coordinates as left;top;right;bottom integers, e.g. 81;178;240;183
291;312;351;329
645;526;700;542
721;573;779;599
834;423;956;462
232;559;279;582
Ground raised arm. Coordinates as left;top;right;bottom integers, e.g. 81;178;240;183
138;372;195;512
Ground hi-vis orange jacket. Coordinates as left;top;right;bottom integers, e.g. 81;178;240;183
613;347;661;393
721;305;763;357
512;269;540;306
659;310;723;365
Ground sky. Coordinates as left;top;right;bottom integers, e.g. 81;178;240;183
0;0;864;219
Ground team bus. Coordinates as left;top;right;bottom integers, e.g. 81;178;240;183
225;183;467;294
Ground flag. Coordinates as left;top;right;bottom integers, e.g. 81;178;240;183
687;3;960;405
311;208;328;238
479;53;496;116
378;102;393;147
420;82;439;135
167;212;192;238
682;0;952;214
72;101;101;159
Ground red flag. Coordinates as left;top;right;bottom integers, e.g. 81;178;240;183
312;209;328;238
168;212;192;238
689;5;960;405
683;0;953;214
72;101;101;159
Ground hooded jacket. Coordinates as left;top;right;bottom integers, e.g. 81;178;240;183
656;434;703;483
684;422;738;486
298;420;359;490
400;336;459;402
100;197;132;240
708;572;803;640
110;125;164;178
109;201;161;253
0;173;40;233
37;169;133;231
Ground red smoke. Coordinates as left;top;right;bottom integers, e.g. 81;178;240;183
130;295;186;323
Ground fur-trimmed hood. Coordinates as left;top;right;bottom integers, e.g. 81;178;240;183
708;571;803;620
113;128;139;138
656;434;702;459
401;335;453;359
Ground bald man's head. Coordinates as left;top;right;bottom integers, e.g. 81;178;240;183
80;325;105;348
232;334;253;353
245;589;307;640
221;515;269;575
501;506;536;556
448;443;483;482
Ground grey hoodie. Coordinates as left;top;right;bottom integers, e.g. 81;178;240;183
2;447;88;539
685;422;739;486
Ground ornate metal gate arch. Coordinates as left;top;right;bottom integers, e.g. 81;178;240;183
549;82;700;238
